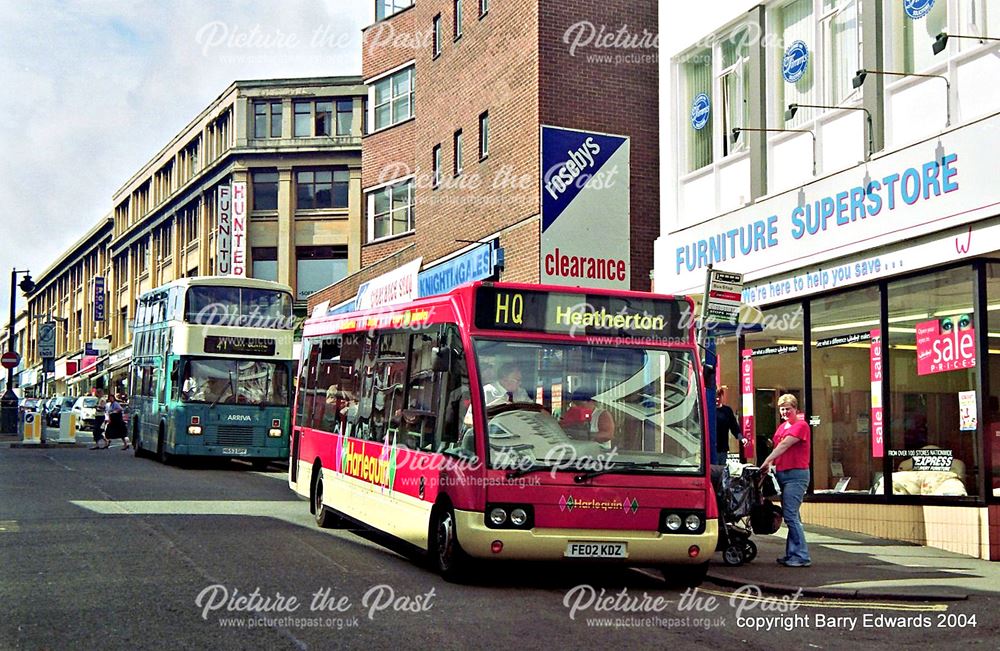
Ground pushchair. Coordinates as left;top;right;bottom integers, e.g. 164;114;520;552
711;464;783;566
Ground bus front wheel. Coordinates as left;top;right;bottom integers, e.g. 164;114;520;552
157;425;172;465
312;471;337;528
432;507;470;582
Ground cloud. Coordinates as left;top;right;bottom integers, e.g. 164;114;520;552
0;0;365;327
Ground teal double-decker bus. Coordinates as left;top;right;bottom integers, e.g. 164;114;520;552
129;276;296;467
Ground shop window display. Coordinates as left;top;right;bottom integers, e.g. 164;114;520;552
809;287;880;494
886;267;979;497
987;263;1000;498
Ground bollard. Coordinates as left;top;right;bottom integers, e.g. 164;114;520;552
21;412;42;445
57;412;77;444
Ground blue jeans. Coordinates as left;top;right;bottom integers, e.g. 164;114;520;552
776;469;810;564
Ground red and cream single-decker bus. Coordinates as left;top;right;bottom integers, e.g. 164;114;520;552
289;282;717;583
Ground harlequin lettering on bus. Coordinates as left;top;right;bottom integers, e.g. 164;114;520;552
340;439;397;489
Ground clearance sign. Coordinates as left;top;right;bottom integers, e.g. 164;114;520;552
540;125;630;290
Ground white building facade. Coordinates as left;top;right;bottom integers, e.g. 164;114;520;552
655;0;1000;559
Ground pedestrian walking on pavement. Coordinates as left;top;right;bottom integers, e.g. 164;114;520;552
104;394;131;450
760;393;811;568
90;395;109;449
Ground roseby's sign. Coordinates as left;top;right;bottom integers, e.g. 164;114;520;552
915;316;975;376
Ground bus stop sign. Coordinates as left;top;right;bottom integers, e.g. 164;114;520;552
1;351;20;369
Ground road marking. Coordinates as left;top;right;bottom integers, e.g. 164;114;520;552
0;520;20;532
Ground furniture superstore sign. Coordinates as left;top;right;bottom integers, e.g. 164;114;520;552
665;115;999;299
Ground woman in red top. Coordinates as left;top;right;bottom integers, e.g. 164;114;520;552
761;393;811;567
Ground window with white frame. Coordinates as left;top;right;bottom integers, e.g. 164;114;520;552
821;0;861;106
368;179;415;240
433;14;442;57
953;0;999;51
889;0;948;73
480;0;489;18
719;28;750;156
681;47;713;172
454;0;463;40
432;145;442;188
479;111;489;159
454;130;463;176
371;66;414;132
777;0;819;127
376;0;412;21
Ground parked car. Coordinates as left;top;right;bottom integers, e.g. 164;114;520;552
47;397;78;427
72;396;104;431
42;397;60;422
18;397;41;416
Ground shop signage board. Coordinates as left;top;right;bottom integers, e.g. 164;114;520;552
915;317;975;375
869;329;884;457
355;258;422;310
93;276;106;321
740;349;755;461
216;185;232;275
662;114;1000;298
540;125;630;290
231;182;247;277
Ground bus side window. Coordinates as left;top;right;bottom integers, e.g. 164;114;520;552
313;337;343;433
438;324;471;451
402;331;439;451
170;360;180;401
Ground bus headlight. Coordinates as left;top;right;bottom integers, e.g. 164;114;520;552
187;425;202;435
665;514;682;531
685;514;702;531
268;428;283;438
510;508;528;526
489;507;508;526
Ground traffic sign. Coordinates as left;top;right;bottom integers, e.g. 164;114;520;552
38;322;56;359
705;269;744;323
1;351;20;369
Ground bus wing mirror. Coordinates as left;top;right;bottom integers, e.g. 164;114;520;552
702;363;716;391
432;346;451;373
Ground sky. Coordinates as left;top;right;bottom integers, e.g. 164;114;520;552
0;0;758;324
0;0;370;321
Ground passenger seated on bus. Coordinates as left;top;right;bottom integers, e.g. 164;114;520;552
482;363;530;406
560;389;615;445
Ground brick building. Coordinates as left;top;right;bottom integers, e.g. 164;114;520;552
307;0;658;312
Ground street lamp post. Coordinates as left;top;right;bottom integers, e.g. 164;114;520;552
1;269;35;434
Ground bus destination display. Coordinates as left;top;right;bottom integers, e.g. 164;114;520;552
474;286;687;341
204;335;276;356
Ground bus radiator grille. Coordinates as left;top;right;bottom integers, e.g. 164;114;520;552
208;425;256;446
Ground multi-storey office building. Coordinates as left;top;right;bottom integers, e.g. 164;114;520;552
18;76;365;398
655;0;1000;559
307;0;659;311
19;217;114;397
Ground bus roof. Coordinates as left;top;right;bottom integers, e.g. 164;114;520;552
137;276;293;299
303;281;695;343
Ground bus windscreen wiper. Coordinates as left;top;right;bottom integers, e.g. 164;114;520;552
504;462;557;480
573;460;678;483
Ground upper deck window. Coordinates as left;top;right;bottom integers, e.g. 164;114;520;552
185;286;294;328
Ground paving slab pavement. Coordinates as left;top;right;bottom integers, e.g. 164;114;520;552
708;523;1000;600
